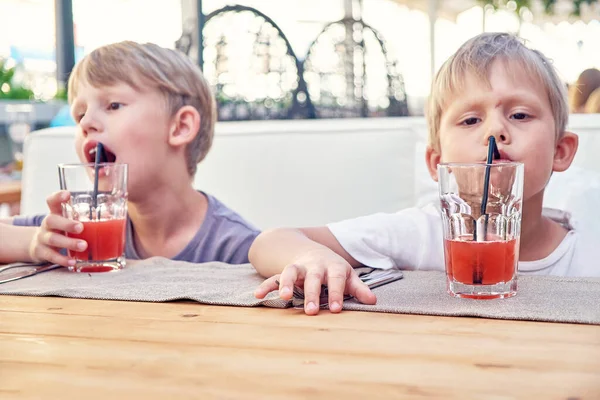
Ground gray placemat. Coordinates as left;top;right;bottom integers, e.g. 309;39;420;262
1;257;599;325
344;271;600;325
0;258;288;309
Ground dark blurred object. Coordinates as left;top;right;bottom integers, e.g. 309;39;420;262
0;131;13;168
55;0;75;91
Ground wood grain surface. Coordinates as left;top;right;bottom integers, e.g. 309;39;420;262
1;295;599;399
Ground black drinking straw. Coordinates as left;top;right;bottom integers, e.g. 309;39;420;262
481;136;498;219
91;142;105;219
493;143;501;161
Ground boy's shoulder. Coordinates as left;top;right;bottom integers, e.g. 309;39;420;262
203;192;260;235
523;208;599;277
560;210;600;278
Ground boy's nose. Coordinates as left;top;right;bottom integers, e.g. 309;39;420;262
491;132;508;143
79;113;101;137
484;118;510;145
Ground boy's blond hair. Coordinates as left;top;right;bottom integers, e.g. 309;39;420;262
68;41;216;176
426;32;568;152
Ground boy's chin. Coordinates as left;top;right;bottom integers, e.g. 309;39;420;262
522;185;546;204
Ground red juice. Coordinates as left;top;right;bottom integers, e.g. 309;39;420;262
444;236;517;285
67;218;126;263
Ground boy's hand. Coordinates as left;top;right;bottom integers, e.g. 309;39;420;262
28;191;87;267
254;250;377;316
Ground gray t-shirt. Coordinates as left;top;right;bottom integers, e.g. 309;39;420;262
12;192;260;265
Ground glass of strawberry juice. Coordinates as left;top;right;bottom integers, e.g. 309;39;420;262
437;162;524;299
58;163;128;273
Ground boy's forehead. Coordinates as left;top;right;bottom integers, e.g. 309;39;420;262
73;79;148;98
441;59;546;106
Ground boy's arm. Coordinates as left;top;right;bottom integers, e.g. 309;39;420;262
0;217;14;224
0;192;87;266
0;223;37;263
249;226;361;278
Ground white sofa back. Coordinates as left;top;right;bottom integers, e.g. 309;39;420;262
196;119;419;228
20;115;600;230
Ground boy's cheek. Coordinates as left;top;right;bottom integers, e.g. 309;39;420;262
440;147;475;163
522;163;553;199
438;134;476;163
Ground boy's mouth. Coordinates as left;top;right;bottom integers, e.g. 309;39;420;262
483;149;512;163
84;141;117;163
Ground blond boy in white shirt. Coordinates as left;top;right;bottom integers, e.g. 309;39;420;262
250;32;591;315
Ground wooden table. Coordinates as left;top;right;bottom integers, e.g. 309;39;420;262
1;296;599;399
0;180;21;205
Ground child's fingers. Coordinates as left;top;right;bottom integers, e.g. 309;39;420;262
278;264;303;300
254;276;280;299
39;231;87;253
32;244;74;268
325;264;351;313
346;272;377;305
303;266;326;315
42;214;83;234
46;191;70;215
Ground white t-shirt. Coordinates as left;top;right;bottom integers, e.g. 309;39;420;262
327;203;599;277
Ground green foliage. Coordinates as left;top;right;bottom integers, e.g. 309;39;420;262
478;0;531;14
54;87;68;101
0;59;34;100
477;0;599;16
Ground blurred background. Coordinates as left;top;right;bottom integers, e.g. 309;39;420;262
1;0;599;216
1;0;599;118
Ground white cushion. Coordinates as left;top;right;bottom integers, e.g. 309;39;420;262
567;113;600;173
195;118;418;228
21;128;80;215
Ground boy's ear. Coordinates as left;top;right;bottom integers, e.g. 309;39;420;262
425;145;441;182
168;106;201;147
552;131;579;172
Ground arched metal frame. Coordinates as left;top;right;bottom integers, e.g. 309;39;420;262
201;5;315;121
175;7;408;120
302;17;409;118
